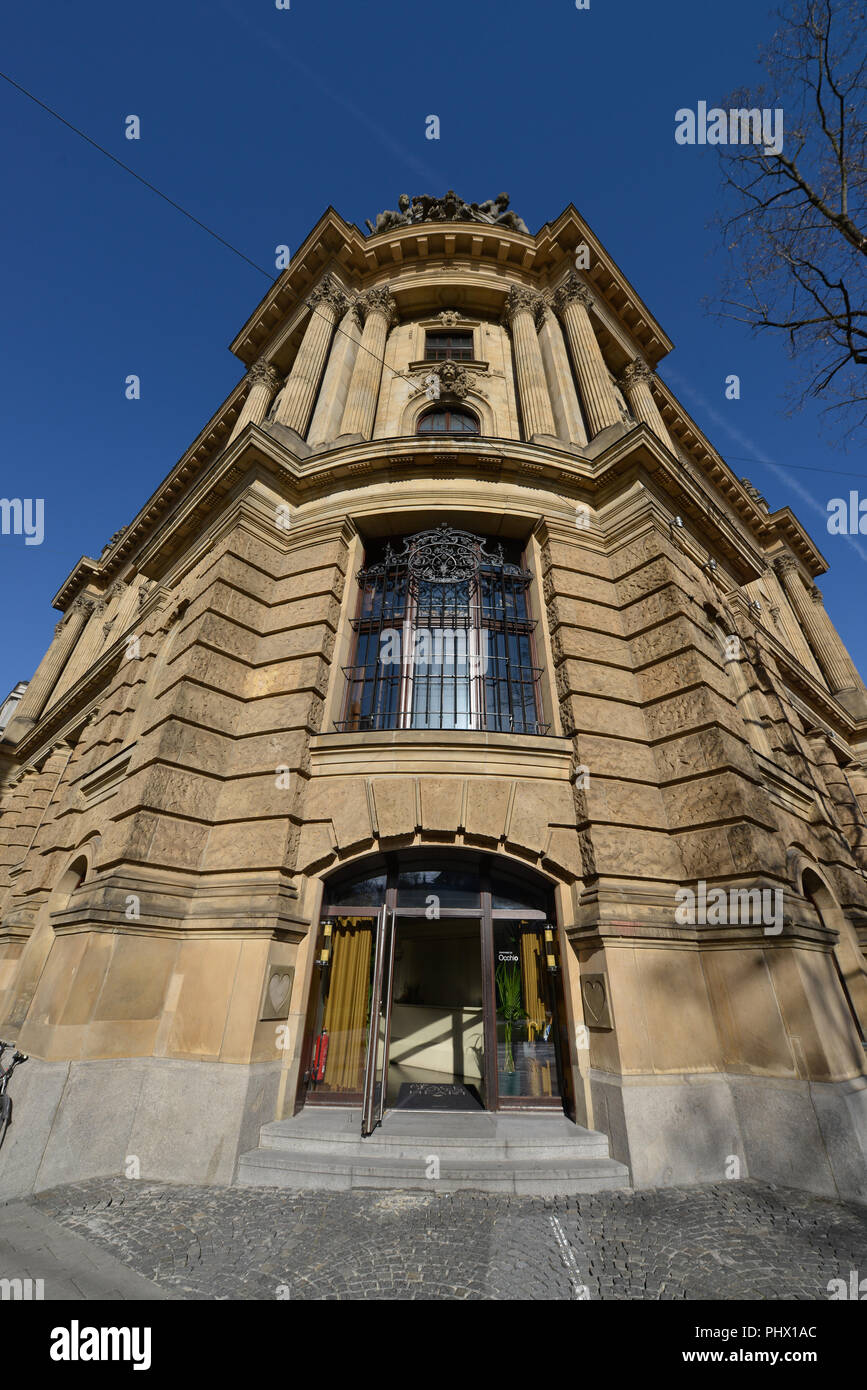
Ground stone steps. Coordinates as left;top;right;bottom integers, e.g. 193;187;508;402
237;1108;631;1195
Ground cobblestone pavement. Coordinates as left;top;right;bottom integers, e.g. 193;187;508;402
12;1179;864;1300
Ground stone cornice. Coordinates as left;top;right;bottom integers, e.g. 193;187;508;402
45;207;827;619
229;204;674;371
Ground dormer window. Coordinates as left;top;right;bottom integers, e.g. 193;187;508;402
417;407;479;435
424;331;474;361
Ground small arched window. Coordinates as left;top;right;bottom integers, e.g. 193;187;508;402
417;407;479;435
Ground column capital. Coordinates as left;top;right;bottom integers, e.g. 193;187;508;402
501;285;547;330
247;357;282;392
774;553;799;579
618;358;654;392
307;274;349;319
357;286;398;328
552;273;594;316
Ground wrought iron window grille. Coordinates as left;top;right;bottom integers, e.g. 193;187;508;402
337;525;549;736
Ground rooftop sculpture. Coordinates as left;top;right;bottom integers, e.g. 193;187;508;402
365;191;529;236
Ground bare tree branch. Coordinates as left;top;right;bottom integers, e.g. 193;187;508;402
711;0;867;445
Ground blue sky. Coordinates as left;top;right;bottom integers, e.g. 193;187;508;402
2;0;865;691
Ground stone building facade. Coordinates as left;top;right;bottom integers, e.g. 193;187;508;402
1;197;866;1199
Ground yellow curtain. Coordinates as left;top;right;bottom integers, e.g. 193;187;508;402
520;931;548;1039
519;929;552;1097
322;919;373;1091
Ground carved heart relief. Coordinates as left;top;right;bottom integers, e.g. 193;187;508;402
582;979;606;1025
268;971;292;1013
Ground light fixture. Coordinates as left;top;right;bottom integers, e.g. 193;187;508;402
317;919;333;967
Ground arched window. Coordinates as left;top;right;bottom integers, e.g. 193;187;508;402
417;407;479;435
340;525;547;734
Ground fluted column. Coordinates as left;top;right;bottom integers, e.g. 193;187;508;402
502;287;556;440
806;732;867;866
228;357;282;442
618;359;672;448
537;311;588;446
774;556;861;699
552;275;623;437
271;276;348;437
3;597;94;740
338;288;398;440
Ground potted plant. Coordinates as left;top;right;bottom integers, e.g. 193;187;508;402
496;963;526;1095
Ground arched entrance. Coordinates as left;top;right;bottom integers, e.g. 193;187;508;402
802;866;867;1048
298;851;575;1134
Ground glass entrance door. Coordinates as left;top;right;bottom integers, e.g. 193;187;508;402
385;915;486;1111
361;906;395;1136
302;853;575;1127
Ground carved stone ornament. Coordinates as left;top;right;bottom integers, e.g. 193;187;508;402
501;285;547;331
100;526;127;557
774;553;798;579
436;310;463;327
740;477;769;508
365;191;529;236
618;359;654;392
248;358;282;392
409;360;484;403
357;287;398;327
552;273;595;315
307;274;349;319
359;524;528;586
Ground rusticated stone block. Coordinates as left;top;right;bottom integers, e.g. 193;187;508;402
546;595;624;636
302;776;372;852
541;827;583;879
635;648;731;705
419;778;464;835
584;778;668;829
642;684;736;744
464;778;510;844
574;733;658;783
556;657;640;704
202;818;291;872
548;625;630;668
295;820;336;872
158;645;250;701
563;694;648;742
620;584;695;636
591;824;685;880
256;624;335;666
653;725;757;784
615;553;692;601
507;780;574;857
243;692;320;735
246;656;327;699
628;616;707;668
371;778;416;841
662;771;776;834
112;763;220;822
